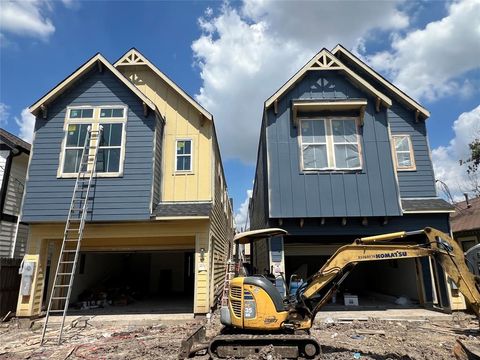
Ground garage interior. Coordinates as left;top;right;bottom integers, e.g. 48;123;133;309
47;249;195;315
284;236;435;310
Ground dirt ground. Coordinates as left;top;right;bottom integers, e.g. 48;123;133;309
0;313;478;359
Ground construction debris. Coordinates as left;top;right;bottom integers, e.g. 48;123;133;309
0;313;478;359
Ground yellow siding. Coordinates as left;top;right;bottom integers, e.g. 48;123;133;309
119;67;212;202
18;221;212;315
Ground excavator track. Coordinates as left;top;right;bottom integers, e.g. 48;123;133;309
208;333;322;359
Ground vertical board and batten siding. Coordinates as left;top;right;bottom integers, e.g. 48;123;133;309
266;71;402;219
22;69;156;222
388;101;437;198
152;117;164;207
118;67;212;203
338;56;438;199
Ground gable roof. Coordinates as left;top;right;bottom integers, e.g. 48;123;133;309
114;48;213;121
0;128;31;153
29;53;156;117
332;44;430;119
265;48;392;110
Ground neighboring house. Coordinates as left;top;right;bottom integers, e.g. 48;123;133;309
16;50;234;317
249;45;461;311
0;129;30;258
451;195;480;251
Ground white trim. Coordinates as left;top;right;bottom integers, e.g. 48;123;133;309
402;210;455;214
298;117;363;171
175;138;193;173
29;53;155;116
332;45;430;119
265;49;391;109
114;49;213;121
58;105;127;178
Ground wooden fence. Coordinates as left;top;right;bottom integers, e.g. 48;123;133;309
0;258;21;318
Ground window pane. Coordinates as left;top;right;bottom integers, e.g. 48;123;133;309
96;149;106;172
82;109;94;118
66;124;88;147
334;144;360;168
100;108;112;118
64;149;82;173
397;152;412;167
177;155;191;171
100;124;122;146
332;119;356;143
70;109;81;118
301;121;314;142
303;144;327;169
177;140;192;155
112;108;124;118
312;120;326;143
395;136;410;152
96;148;120;173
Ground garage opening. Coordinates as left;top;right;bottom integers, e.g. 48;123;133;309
284;239;432;310
65;250;194;314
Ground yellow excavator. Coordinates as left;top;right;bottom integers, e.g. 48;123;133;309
180;227;480;359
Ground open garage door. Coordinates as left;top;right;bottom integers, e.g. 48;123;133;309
66;250;194;315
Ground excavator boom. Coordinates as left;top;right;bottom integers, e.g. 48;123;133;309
180;227;480;359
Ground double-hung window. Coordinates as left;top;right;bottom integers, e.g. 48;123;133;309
392;134;415;170
60;106;127;177
176;139;192;172
300;117;361;171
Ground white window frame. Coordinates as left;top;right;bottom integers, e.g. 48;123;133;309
58;105;127;178
392;134;416;171
299;116;362;171
175;138;193;173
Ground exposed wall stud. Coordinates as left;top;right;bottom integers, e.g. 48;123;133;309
383;216;389;225
279;218;283;226
320;217;325;226
300;218;304;228
341;217;347;226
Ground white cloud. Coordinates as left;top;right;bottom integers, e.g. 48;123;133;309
366;0;480;102
192;1;409;163
235;189;252;231
432;105;480;200
15;108;35;143
0;103;9;126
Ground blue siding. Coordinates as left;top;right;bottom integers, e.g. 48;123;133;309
388;101;437;198
267;71;402;218
22;68;157;222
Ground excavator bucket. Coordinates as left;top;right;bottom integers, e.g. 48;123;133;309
178;325;208;359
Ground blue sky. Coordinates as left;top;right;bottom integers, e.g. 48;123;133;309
1;0;479;227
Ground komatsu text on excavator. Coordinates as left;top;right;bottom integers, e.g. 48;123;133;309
180;227;480;359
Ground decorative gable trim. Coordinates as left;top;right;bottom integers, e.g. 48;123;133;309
29;53;156;117
265;49;392;110
114;48;213;121
332;44;430;119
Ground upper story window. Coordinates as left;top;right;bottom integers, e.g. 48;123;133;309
176;139;192;172
300;117;361;171
392;134;415;171
59;106;127;178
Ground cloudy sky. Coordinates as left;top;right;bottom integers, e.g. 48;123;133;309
1;0;479;228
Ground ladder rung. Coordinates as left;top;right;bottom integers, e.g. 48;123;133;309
51;297;67;300
54;284;70;288
64;239;79;242
59;261;74;264
49;309;65;313
57;273;73;276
